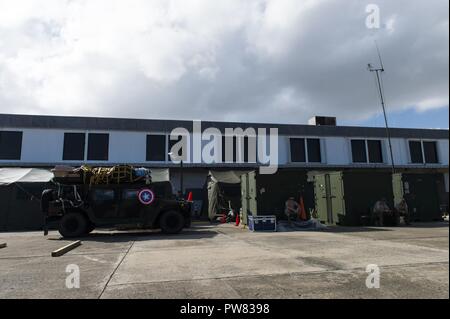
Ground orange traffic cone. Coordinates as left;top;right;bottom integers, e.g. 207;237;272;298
186;191;193;202
299;196;307;220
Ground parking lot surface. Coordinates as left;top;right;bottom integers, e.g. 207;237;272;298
0;222;448;299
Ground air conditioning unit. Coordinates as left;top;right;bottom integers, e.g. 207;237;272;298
308;116;337;126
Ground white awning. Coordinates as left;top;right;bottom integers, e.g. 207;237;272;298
150;168;170;182
209;170;250;184
0;167;169;185
0;168;53;185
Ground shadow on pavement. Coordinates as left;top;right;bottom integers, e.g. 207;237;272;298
69;228;219;243
324;226;393;233
324;221;448;233
405;221;448;228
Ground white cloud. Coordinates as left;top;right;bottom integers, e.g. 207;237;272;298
0;0;448;125
416;97;449;112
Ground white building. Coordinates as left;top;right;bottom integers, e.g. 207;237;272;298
0;113;448;189
0;113;448;230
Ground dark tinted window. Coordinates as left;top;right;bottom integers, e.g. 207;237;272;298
351;140;367;163
290;138;306;162
87;133;109;161
423;141;438;163
123;189;138;199
409;141;423;163
0;131;22;160
146;135;166;161
236;136;254;163
92;189;114;201
307;139;321;162
243;137;249;163
367;140;383;163
243;136;257;163
63;133;85;160
222;135;237;163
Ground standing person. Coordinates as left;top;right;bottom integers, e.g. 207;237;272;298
395;198;410;225
285;197;299;225
372;198;391;226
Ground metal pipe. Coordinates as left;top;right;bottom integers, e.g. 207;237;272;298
180;160;184;196
374;69;396;174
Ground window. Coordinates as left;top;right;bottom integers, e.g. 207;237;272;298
290;138;322;163
367;140;383;163
146;135;166;161
242;136;257;163
409;140;439;164
222;135;237;163
409;141;423;164
423;141;438;164
351;140;367;163
92;189;115;201
63;133;85;160
0;131;22;160
123;189;138;199
307;138;321;163
290;138;306;162
87;133;109;161
221;136;255;163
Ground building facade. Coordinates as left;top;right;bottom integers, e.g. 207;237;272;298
0;113;449;229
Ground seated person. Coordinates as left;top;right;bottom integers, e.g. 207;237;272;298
372;198;391;226
285;197;299;224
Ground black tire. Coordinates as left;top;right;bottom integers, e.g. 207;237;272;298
59;213;88;238
86;223;95;234
160;210;185;234
184;217;192;228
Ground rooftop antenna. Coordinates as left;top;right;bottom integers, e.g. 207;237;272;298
368;41;395;174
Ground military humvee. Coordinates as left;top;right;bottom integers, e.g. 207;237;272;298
41;181;191;238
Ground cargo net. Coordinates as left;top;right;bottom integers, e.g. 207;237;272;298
52;165;151;185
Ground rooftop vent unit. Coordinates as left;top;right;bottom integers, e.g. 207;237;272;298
308;116;337;126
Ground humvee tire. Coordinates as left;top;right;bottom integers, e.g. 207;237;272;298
86;223;95;234
59;213;88;238
160;210;184;234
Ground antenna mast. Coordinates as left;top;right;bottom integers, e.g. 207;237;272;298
368;42;396;174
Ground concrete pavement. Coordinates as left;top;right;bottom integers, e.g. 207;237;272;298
0;222;448;299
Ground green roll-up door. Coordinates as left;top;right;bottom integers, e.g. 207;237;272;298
392;173;404;206
329;172;346;225
314;173;328;223
248;171;258;217
240;173;248;225
313;172;345;225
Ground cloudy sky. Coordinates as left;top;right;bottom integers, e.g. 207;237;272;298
0;0;448;128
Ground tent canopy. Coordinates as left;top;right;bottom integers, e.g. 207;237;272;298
0;168;53;185
0;167;170;185
208;170;249;184
150;168;170;182
206;170;250;220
